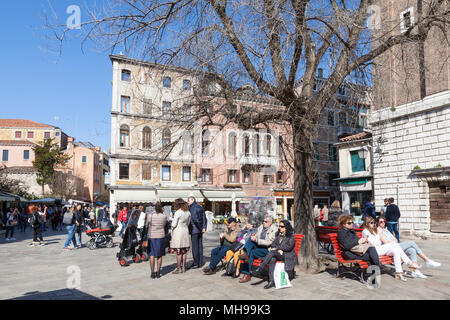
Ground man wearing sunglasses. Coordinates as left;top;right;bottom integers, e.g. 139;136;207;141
238;215;278;283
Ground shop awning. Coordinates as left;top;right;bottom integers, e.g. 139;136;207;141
0;194;17;201
114;189;157;203
157;189;204;202
202;190;247;202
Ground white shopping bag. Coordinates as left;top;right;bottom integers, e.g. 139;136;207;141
116;222;123;233
274;262;292;289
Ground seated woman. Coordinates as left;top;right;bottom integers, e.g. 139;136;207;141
361;216;420;281
377;217;440;279
252;220;298;289
337;214;381;266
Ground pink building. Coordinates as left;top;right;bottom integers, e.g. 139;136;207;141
0;140;36;168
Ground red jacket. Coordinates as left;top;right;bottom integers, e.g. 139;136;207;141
118;210;128;223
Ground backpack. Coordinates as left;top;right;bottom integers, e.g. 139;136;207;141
29;213;42;227
63;211;74;225
225;259;237;276
10;213;19;226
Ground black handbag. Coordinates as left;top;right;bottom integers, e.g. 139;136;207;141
229;242;244;252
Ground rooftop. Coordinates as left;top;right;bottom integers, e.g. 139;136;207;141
0;140;36;146
0;119;56;129
338;131;372;142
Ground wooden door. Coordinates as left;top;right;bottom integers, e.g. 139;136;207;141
429;181;450;233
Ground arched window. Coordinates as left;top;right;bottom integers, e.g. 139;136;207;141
162;128;171;149
265;134;272;155
142;127;152;149
253;134;260;156
228;132;237;157
202;129;211;156
119;125;130;147
181;131;193;154
243;134;250;156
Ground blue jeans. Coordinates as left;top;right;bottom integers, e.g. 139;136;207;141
387;222;400;242
399;241;422;262
209;245;230;270
191;233;204;266
119;221;127;236
241;239;268;275
76;227;83;246
64;225;77;248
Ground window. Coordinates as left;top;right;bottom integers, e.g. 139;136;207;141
121;70;131;81
15;131;21;139
161;165;171;181
359;112;367;128
313;143;320;160
55;132;60;136
243;134;250;156
181;131;192;154
328;111;335;126
202;129;210;156
82;156;87;163
142;127;152;149
263;174;273;184
23;150;30;160
182;166;191;181
400;8;414;32
328;173;338;186
162;128;171;149
228;132;237;157
242;170;251;183
183;79;191;91
265;135;272;156
313;174;320;186
44;132;51;139
182;104;191;120
143;99;152;115
119;163;129;180
142;163;151;180
2;150;9;162
277;171;284;184
119;125;130;147
227;169;238;183
27;131;34;139
350;150;366;172
253;134;260;156
338;111;347;126
201;168;211;183
163;77;171;88
121;96;131;113
338;86;346;96
162;101;171;119
329;145;338;162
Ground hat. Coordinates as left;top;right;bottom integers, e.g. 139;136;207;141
227;217;237;224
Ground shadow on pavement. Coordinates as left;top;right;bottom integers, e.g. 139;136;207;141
9;288;106;300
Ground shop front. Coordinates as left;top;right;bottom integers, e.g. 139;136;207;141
338;177;373;217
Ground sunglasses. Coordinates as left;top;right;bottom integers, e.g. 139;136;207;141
279;225;285;228
379;221;386;224
369;222;375;225
345;222;353;225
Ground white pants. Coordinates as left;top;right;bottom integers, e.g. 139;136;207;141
376;242;412;273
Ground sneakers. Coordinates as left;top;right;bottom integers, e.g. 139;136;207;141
426;260;441;268
411;270;427;279
5;238;10;241
63;247;72;251
10;237;16;241
28;243;36;247
39;242;45;246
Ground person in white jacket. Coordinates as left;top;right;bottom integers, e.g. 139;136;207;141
137;205;147;239
170;199;191;274
361;216;420;281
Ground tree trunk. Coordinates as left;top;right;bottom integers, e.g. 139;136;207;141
292;123;319;272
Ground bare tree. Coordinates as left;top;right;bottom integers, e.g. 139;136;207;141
43;0;449;270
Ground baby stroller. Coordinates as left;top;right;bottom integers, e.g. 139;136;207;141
117;213;142;267
85;219;118;250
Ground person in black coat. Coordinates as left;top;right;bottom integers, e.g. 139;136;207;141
385;197;401;242
187;196;207;268
74;205;84;248
337;214;380;266
252;220;298;289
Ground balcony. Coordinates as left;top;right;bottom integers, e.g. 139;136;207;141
239;155;279;167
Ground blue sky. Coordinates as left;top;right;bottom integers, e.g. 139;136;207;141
0;1;113;152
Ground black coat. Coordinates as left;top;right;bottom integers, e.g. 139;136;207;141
327;207;343;227
385;204;400;222
270;233;298;271
337;227;365;261
189;202;207;235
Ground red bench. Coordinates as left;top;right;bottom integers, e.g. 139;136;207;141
329;232;393;284
315;226;363;254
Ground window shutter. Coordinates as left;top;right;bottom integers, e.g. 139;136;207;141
210;168;214;184
235;170;240;183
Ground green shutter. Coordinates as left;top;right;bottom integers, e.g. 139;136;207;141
350;151;365;172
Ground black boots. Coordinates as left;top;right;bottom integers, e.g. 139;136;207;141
264;281;275;289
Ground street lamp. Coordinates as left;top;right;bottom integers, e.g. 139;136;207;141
358;149;368;159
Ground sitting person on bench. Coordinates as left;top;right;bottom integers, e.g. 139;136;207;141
252;220;297;289
361;216;420;281
239;215;278;283
337;215;381;267
203;218;239;275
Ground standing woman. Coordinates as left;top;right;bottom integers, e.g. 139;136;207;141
5;208;19;241
170;199;191;274
28;205;45;246
327;200;343;227
146;202;167;279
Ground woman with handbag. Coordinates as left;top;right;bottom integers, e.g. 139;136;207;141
361;216;420;281
252;220;298;289
337;215;380;267
146;202;167;279
5;208;19;241
170;199;191;274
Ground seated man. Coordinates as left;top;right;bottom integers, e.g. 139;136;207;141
239;215;278;283
203;218;239;275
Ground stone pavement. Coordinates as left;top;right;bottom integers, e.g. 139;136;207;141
0;225;449;300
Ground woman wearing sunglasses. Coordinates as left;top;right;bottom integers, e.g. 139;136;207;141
361;216;420;281
377;217;440;279
252;220;297;289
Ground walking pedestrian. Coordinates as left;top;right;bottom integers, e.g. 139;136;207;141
187;196;207;269
39;205;47;233
146;202;168;279
28;205;45;246
170;199;191;274
63;205;78;250
118;206;128;237
321;205;329;226
385;197;401;242
74;205;84;248
5;208;19;241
